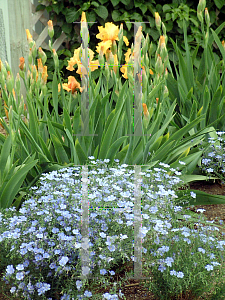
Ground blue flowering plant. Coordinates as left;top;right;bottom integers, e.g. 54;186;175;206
0;158;225;299
200;131;225;184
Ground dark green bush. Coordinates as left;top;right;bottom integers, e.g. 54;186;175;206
37;0;225;86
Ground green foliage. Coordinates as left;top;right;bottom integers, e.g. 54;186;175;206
37;0;225;87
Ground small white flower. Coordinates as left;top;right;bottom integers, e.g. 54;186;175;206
205;264;213;271
196;208;206;213
190;192;196;198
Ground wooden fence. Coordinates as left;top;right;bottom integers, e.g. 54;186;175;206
1;0;71;102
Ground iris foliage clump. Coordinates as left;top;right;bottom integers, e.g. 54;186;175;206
0;157;225;299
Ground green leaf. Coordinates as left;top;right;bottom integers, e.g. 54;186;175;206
131;12;142;21
112;10;121;22
52;72;59;118
126;22;132;31
38;135;53;162
82;2;91;10
139;4;147;15
211;29;225;63
0;135;11;176
0;157;38;209
209;85;223;124
184;190;225;206
214;0;224;9
99;0;109;4
110;0;120;6
52;2;64;14
99;82;128;159
75;138;87;164
65;129;78;164
45;5;53;13
94;6;108;20
189;17;198;27
51;134;70;165
208;22;225;46
163;4;171;12
65;8;81;23
106;136;129;162
91;1;99;7
63;108;73;137
35;4;46;12
62;23;72;34
26;95;38;143
120;0;130;4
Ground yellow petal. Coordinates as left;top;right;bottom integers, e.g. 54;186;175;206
123;36;129;46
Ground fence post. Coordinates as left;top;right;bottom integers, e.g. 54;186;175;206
8;0;32;105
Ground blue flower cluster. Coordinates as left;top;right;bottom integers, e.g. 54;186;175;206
0;158;224;299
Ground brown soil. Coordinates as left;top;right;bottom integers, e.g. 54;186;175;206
189;180;225;224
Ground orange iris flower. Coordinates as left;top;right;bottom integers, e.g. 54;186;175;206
19;57;25;71
26;29;33;44
58;76;83;94
66;47;98;75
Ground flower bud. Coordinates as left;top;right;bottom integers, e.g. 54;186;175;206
18;96;24;115
15;73;21;95
144;53;149;69
49;40;53;52
113;54;118;75
31;42;37;61
8;105;13;124
142;68;147;93
222;40;225;50
111;40;117;55
197;0;206;13
107;51;114;70
98;47;105;68
0;61;7;81
5;61;12;74
165;68;168;78
41;66;48;87
37;58;43;74
118;23;123;42
205;8;210;27
47;20;54;39
155;12;161;32
142;34;148;56
4;101;9;120
159;35;168;61
105;62;110;81
38;47;47;65
28;48;32;65
32;65;38;83
155;54;163;75
52;49;59;70
197;11;203;23
19;57;25;72
149;42;155;56
26;29;33;48
163;85;169;98
142;103;150;129
81;11;87;23
6;71;14;94
162;22;167;37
